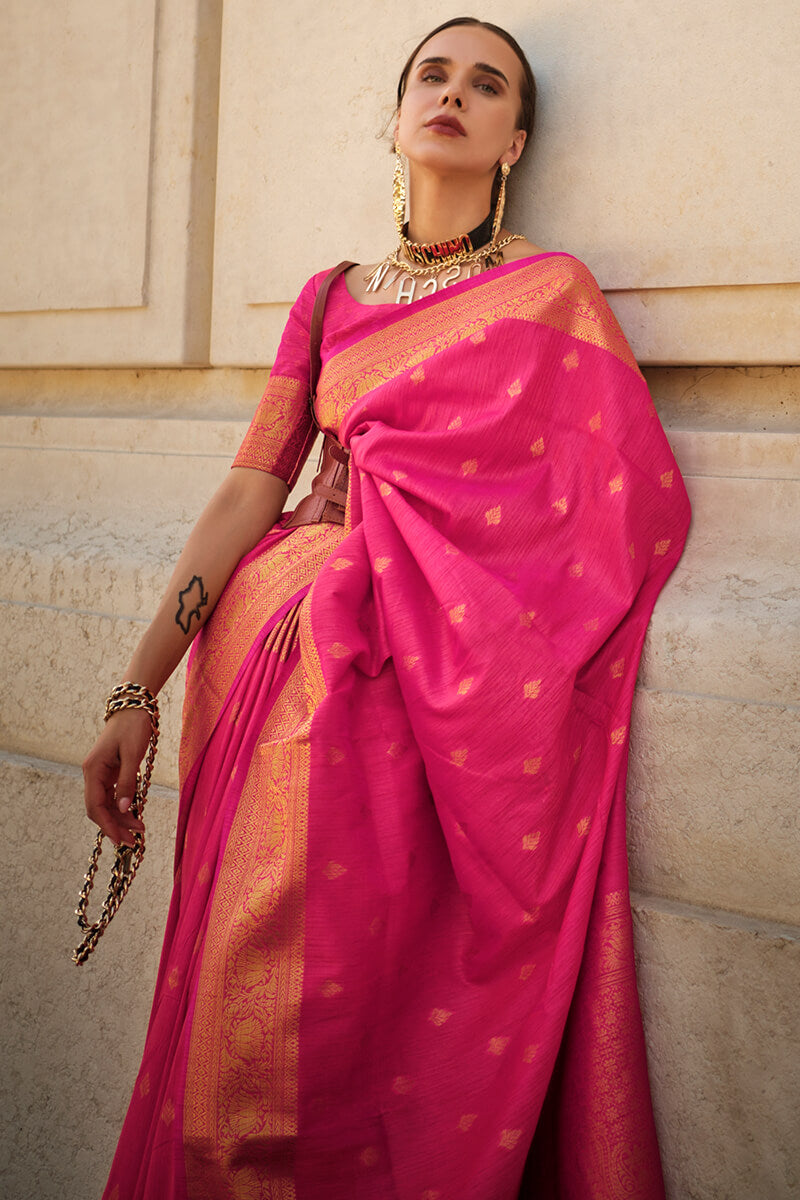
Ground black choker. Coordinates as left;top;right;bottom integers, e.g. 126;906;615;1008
401;212;495;267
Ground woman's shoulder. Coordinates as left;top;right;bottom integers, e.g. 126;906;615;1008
501;236;548;262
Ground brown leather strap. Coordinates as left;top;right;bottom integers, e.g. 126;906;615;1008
308;261;356;422
284;261;357;529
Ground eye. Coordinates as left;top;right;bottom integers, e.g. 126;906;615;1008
476;80;499;95
420;70;446;84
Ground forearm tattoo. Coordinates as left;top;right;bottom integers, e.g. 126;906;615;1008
175;574;209;634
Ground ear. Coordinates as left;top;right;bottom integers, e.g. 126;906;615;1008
501;129;527;169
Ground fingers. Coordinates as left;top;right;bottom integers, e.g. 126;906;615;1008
82;709;152;847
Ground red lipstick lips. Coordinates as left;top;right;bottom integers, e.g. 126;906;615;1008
425;114;466;136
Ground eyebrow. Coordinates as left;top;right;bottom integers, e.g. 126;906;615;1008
416;56;510;87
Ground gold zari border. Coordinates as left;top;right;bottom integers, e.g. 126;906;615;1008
318;255;640;431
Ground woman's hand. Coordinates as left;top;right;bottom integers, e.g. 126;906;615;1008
82;709;152;847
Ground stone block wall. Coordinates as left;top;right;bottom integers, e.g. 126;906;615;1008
1;365;797;1199
1;2;798;1197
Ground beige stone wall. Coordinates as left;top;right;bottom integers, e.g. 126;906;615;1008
1;4;798;1199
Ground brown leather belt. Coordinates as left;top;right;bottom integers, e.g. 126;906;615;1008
284;434;350;527
283;260;355;530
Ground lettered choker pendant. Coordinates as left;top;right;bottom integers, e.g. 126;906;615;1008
401;212;494;268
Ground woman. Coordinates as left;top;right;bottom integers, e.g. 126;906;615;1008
84;17;690;1199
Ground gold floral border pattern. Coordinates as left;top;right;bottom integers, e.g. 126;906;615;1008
318;255;641;430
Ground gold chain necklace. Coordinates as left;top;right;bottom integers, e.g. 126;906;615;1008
364;234;523;306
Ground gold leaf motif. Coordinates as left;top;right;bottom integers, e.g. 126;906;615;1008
628;542;636;559
229;765;237;780
392;1076;414;1094
429;1008;453;1026
485;505;502;525
519;610;536;627
387;741;403;758
369;916;384;937
459;1113;478;1131
332;558;353;571
324;862;347;880
589;411;602;433
577;817;591;837
411;367;425;384
374;556;392;574
379;481;393;497
448;604;466;624
445;543;459;556
573;745;582;762
508;378;522;397
327;746;345;765
329;642;350;659
393;469;408;481
168;967;180;990
568;562;584;578
562;349;580;372
530;437;545;457
488;1036;510;1056
552;496;567;515
583;618;599;632
522;832;541;851
461;459;478;475
499;1129;523;1150
519;963;536;981
523;907;541;924
448;416;463;430
661;470;674;488
161;1099;176;1126
457;677;474;695
611;657;625;678
611;726;627;745
654;538;672;556
139;1073;150;1098
198;862;211;885
523;1044;540;1063
321;980;343;997
609;474;624;494
403;655;420;669
523;757;542;775
360;1147;380;1167
450;748;469;767
523;680;542;699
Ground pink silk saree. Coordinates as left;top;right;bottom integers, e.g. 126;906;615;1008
103;254;690;1200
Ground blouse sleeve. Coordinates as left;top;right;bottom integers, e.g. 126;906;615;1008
232;270;328;489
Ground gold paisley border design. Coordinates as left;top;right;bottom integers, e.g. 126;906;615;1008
180;522;344;785
232;373;314;489
317;255;641;431
183;648;312;1200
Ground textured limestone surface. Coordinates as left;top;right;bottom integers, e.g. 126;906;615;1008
0;753;178;1200
628;690;799;926
0;359;797;1200
634;897;800;1200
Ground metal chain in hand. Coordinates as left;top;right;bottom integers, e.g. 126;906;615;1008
73;682;160;965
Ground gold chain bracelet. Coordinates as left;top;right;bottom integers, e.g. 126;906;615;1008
73;682;160;965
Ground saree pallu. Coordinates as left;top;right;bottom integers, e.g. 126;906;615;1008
103;254;690;1200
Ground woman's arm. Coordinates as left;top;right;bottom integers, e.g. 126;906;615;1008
82;466;289;846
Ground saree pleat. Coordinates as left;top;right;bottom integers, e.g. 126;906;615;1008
104;254;689;1200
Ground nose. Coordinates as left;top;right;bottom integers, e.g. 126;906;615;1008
439;86;463;110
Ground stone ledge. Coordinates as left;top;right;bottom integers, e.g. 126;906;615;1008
629;690;799;928
632;894;800;1200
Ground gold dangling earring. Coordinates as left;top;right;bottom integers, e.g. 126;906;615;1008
491;162;511;244
393;144;407;238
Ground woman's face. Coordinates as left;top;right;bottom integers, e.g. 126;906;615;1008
396;25;527;182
